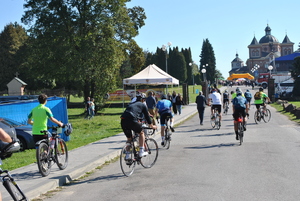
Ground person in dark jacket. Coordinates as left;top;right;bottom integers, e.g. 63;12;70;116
195;91;207;125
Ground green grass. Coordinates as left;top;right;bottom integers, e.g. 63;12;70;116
1;107;124;170
271;101;300;124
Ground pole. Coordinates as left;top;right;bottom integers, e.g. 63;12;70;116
166;51;168;93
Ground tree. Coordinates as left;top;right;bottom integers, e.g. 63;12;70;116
169;47;186;83
291;56;300;97
21;0;146;104
199;39;217;84
0;23;28;91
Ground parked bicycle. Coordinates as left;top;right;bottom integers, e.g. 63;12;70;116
254;105;271;124
210;108;221;130
36;125;68;177
0;141;28;201
120;126;158;177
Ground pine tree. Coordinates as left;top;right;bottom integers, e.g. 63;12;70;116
199;39;217;84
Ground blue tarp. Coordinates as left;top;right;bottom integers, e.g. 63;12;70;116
0;97;70;141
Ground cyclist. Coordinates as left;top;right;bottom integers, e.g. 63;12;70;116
232;90;248;140
222;89;230;113
254;87;271;113
155;94;175;146
208;88;222;126
244;89;252;111
120;93;156;158
27;94;64;144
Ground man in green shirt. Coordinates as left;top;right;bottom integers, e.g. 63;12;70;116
254;87;271;111
27;94;63;143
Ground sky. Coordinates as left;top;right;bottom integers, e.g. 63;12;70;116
1;0;300;79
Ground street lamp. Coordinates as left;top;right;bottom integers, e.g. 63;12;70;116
162;42;172;93
189;62;195;93
268;65;273;76
201;64;208;82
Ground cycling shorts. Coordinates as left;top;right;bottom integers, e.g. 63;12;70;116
255;103;265;110
121;118;142;139
246;98;251;103
160;111;173;126
223;99;229;104
212;104;222;114
233;109;246;121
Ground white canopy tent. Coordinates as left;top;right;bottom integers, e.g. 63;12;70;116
123;64;179;85
122;64;179;107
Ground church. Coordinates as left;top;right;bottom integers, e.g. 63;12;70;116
229;24;297;77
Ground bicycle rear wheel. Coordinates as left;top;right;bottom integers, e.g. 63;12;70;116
215;115;220;130
164;128;171;149
262;109;271;123
55;139;68;170
36;142;51;177
238;122;243;145
254;110;261;124
120;144;136;176
141;138;158;168
3;178;27;201
210;115;216;128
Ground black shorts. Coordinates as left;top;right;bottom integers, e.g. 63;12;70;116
121;118;142;139
233;109;246;121
33;134;48;144
223;99;229;104
212;105;222;114
255;103;264;110
160;111;173;126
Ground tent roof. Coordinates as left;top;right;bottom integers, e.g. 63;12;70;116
123;64;179;85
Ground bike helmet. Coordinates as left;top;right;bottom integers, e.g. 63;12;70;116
161;94;167;99
236;87;240;92
259;87;263;91
236;90;242;96
136;93;146;101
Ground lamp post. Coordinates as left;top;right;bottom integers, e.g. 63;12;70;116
201;64;208;82
189;62;195;93
268;65;273;76
162;42;172;93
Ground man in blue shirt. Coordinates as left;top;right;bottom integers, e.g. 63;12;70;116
155;94;175;146
232;90;248;140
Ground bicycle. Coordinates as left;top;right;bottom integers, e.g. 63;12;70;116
254;104;271;124
210;108;221;130
120;126;158;177
223;101;229;115
36;125;68;177
235;116;245;145
0;141;28;201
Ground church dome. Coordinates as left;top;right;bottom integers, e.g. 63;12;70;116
259;25;278;44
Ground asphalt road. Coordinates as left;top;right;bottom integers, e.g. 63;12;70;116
41;86;300;201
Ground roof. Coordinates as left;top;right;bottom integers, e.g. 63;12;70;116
275;52;300;61
259;24;279;44
250;37;259;45
123;64;179;85
282;35;293;43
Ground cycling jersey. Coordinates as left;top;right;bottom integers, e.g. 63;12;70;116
156;99;172;115
254;92;268;105
28;104;53;135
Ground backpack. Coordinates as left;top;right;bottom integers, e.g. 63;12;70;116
232;96;246;109
254;92;261;100
244;91;252;99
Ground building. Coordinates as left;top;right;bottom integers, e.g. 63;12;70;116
229;24;295;78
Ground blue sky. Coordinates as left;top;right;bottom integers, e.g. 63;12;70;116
1;0;300;79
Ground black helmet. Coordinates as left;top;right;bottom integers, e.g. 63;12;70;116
236;90;242;96
259;87;263;91
236;87;240;92
136;93;146;101
161;94;167;99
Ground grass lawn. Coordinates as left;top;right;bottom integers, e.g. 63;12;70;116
271;101;300;124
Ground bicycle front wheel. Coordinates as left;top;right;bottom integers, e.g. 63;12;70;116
36;142;51;177
262;109;271;123
120;144;136;176
3;178;27;201
55;139;68;170
141;138;158;168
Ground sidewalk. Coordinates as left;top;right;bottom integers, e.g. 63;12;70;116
2;103;198;200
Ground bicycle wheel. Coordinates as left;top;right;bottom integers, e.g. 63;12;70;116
36;142;51;177
55;139;68;170
224;103;229;115
254;110;261;124
262;109;271;123
238;122;243;145
120;144;136;176
210;115;216;128
3;178;27;201
141;138;158;168
164;129;171;149
215;115;220;130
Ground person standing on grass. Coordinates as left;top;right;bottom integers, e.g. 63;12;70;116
195;91;207;125
84;97;91;119
89;98;95;119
